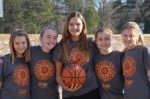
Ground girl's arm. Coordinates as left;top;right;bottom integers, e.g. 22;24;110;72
0;57;4;97
55;61;64;87
0;58;3;88
147;70;150;81
0;59;3;64
143;46;150;81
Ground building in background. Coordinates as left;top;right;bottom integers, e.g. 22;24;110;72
0;0;3;17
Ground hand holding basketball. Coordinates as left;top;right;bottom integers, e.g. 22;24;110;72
61;64;86;91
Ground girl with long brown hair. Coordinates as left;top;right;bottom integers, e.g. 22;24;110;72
53;11;100;99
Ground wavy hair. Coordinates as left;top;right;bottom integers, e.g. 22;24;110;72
121;21;144;45
62;11;88;62
9;29;31;63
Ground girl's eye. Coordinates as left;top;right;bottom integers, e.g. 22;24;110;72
130;35;135;38
22;41;26;44
123;34;127;37
76;23;80;26
98;38;102;41
69;23;73;26
53;37;57;40
15;42;19;45
105;37;110;40
47;36;51;38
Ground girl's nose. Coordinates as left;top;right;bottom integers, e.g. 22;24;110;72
73;25;77;29
127;36;131;41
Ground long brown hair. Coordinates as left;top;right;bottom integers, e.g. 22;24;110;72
9;29;31;63
121;21;144;45
62;11;88;62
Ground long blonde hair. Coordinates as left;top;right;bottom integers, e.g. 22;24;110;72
121;21;144;45
9;29;31;64
62;11;88;62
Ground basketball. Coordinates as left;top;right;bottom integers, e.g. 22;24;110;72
61;64;86;87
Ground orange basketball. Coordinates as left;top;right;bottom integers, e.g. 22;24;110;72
61;64;86;87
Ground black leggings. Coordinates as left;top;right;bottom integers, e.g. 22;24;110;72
63;88;101;99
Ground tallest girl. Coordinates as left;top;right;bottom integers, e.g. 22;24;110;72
53;11;100;99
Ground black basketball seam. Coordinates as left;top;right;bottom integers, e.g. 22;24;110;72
62;66;73;86
78;65;86;85
62;64;86;87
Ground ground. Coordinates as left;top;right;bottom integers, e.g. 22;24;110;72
0;34;150;55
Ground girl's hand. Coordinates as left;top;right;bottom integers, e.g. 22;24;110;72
147;69;150;81
55;61;82;92
0;82;2;88
57;75;82;92
62;84;82;92
0;58;3;64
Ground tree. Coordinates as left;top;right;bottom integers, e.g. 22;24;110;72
0;0;57;33
143;0;150;33
64;0;83;12
22;0;57;33
0;0;24;33
84;0;99;34
95;0;119;32
112;0;145;33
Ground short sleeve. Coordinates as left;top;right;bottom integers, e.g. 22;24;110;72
143;47;150;70
0;57;4;96
53;42;63;62
87;37;96;58
0;57;4;82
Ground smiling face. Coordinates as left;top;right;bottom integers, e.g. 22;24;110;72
40;29;58;53
96;32;112;52
68;17;83;41
13;36;27;57
121;29;139;48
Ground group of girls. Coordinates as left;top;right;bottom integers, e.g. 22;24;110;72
0;11;150;99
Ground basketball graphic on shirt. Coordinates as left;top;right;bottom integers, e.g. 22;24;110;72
122;56;136;77
95;61;116;82
69;48;89;66
34;60;55;80
14;64;29;86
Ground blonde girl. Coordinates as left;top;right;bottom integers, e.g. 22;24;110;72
0;29;31;99
121;22;150;99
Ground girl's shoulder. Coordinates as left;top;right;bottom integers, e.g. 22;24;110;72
112;50;122;54
3;54;11;60
53;40;63;53
0;54;11;65
55;39;63;48
135;45;149;52
124;45;149;52
87;37;95;47
111;50;125;58
31;45;40;50
141;45;150;53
